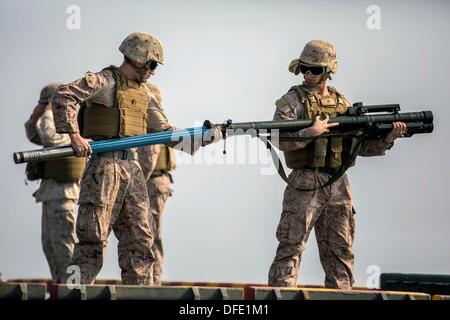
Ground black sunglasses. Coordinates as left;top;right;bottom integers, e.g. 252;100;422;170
146;60;158;71
299;64;325;76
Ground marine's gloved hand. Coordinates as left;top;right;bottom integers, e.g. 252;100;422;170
202;120;226;146
69;132;93;157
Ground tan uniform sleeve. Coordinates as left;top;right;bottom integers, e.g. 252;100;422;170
147;103;176;132
36;109;71;147
24;117;42;146
358;138;394;157
138;144;162;181
146;90;200;154
273;92;314;152
52;69;114;133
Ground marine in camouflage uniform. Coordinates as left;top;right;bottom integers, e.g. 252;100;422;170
24;83;86;283
268;40;407;289
138;83;176;286
52;32;221;285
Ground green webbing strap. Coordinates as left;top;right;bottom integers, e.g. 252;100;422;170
258;131;366;191
311;136;364;189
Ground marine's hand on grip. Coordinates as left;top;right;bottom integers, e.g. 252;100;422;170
384;122;407;143
309;115;339;136
69;132;93;157
202;120;227;146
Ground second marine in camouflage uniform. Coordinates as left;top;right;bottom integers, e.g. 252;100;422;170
138;83;176;286
25;83;86;283
268;40;407;289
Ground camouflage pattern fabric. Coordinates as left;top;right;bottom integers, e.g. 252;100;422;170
52;66;219;285
138;144;173;286
52;67;188;285
52;68;220;153
289;39;338;76
268;87;394;289
52;69;161;285
71;154;155;285
268;170;355;289
25;106;80;283
138;84;174;285
38;83;63;104
52;68;175;135
138;145;161;181
25;108;71;147
42;199;77;283
147;174;172;285
119;32;164;65
300;39;337;70
273;90;394;156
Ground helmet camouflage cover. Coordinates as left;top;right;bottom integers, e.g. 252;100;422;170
119;32;164;66
289;39;338;75
300;39;337;73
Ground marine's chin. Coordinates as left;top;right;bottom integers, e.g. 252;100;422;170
137;75;150;84
305;78;319;85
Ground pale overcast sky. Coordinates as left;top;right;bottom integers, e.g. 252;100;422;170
0;0;449;287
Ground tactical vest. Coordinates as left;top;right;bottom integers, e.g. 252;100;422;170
26;156;86;182
82;67;148;139
284;85;355;169
154;145;176;172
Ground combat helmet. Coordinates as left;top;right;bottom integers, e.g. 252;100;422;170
119;32;164;66
289;39;338;76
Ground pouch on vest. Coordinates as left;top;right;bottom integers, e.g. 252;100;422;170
154;145;177;172
115;74;148;137
319;96;338;115
284;149;311;169
327;136;343;168
312;138;328;167
43;156;87;182
82;103;120;138
25;161;45;181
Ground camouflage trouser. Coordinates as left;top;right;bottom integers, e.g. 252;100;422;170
147;174;173;286
71;153;155;285
42;198;77;283
268;169;356;289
